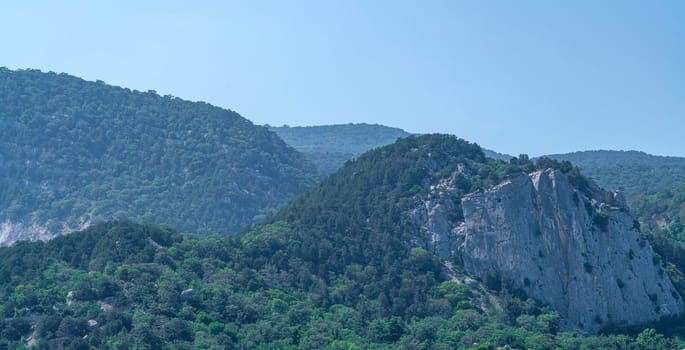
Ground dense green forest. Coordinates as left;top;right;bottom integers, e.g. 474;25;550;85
547;150;685;196
268;123;514;174
268;123;410;174
481;149;513;161
0;135;682;349
268;124;410;156
0;68;316;239
632;186;685;241
0;221;678;349
269;124;685;199
629;185;685;295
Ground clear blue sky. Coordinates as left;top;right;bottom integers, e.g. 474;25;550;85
2;1;684;156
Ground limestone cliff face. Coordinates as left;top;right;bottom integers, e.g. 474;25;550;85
410;169;466;259
0;220;52;246
456;169;683;334
0;216;90;246
411;168;685;334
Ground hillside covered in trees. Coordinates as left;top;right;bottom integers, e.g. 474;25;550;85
269;123;515;174
546;150;685;196
0;68;316;243
0;136;683;349
268;123;411;174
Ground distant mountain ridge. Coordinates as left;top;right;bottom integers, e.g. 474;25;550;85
482;148;513;161
268;123;411;155
546;150;685;167
0;68;316;244
545;150;685;195
271;122;685;199
269;123;513;174
270;123;685;257
268;123;411;174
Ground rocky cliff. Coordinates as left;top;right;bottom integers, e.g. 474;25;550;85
0;218;90;246
413;168;684;334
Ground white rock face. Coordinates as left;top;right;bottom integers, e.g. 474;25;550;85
457;169;684;334
0;215;91;246
410;171;465;258
0;220;51;246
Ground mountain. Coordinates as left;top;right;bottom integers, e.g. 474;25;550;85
482;148;514;161
0;135;682;349
0;68;316;244
277;134;683;335
268;123;411;174
269;123;514;174
268;123;411;156
459;169;682;333
544;151;685;244
0;135;683;348
545;150;685;196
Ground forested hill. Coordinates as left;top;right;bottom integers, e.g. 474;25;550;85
0;68;316;243
269;124;516;174
546;150;685;196
482;149;513;161
268;123;410;156
268;123;411;174
274;133;503;237
0;136;681;348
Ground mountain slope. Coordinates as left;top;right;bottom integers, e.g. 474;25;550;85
0;221;678;349
0;68;316;244
482;148;514;161
275;135;683;334
0;136;684;347
546;150;685;196
268;123;411;174
268;123;514;174
633;186;685;238
544;151;685;258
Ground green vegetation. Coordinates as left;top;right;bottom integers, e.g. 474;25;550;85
0;132;682;348
482;149;513;161
268;123;514;174
268;123;411;156
547;150;685;196
1;135;681;348
628;186;685;295
268;123;411;174
632;187;685;243
1;220;681;349
0;68;316;237
277;134;504;234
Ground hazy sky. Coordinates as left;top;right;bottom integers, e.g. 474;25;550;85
2;1;684;156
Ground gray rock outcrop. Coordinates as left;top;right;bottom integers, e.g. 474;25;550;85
0;219;52;246
0;216;90;246
410;169;467;258
456;169;683;334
